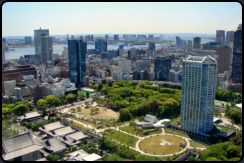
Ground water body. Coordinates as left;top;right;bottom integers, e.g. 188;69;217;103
5;40;212;60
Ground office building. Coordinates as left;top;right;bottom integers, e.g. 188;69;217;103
149;71;155;81
89;65;95;77
34;28;49;60
83;76;89;87
91;35;93;41
154;57;171;80
180;40;187;51
71;36;74;40
41;36;53;65
169;69;175;82
216;30;225;44
13;87;23;101
68;40;87;88
128;48;138;62
4;80;16;96
216;73;225;87
79;36;83;40
148;42;155;51
95;39;107;55
30;84;47;104
180;55;217;134
25;37;32;44
232;24;242;84
133;71;140;80
101;52;107;59
114;35;119;41
226;31;234;47
187;40;193;51
135;59;150;72
148;35;154;40
2;41;5;63
118;60;131;73
193;37;201;49
140;70;149;80
216;45;232;73
176;36;181;48
138;35;146;39
105;35;108;41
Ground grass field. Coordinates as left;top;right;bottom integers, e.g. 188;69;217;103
164;128;212;145
69;103;119;119
119;126;162;136
189;140;209;148
71;121;94;132
104;129;139;148
70;117;97;128
139;135;185;155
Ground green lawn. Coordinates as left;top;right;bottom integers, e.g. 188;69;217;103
164;127;212;145
70;117;97;128
189;140;209;148
119;125;162;137
139;135;185;155
71;121;94;132
103;129;139;148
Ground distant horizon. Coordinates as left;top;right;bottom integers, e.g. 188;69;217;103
3;32;217;38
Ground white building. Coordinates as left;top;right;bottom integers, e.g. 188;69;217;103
13;87;23;101
118;60;131;73
220;80;231;90
187;40;193;51
4;80;16;96
169;69;175;82
112;71;118;80
216;73;225;88
180;55;217;134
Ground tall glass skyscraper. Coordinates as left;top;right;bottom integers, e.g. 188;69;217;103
232;24;242;84
95;39;107;56
180;56;217;134
148;42;155;51
154;57;171;81
68;40;87;88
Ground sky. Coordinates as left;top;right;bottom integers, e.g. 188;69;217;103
2;2;242;36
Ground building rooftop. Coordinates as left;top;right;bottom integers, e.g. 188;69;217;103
24;111;41;119
82;153;102;161
2;132;44;160
53;126;76;136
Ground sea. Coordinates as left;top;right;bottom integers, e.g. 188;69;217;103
4;39;213;60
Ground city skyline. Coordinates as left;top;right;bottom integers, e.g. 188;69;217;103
2;2;242;36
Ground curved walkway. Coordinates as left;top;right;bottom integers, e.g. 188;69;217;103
66;118;207;157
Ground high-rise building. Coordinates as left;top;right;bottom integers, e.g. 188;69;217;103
232;24;242;84
148;35;154;40
89;65;95;77
154;57;171;80
123;34;126;39
25;37;32;44
41;36;53;65
91;35;94;41
68;40;87;88
2;41;5;63
148;42;155;51
216;45;232;73
71;36;75;40
105;35;108;41
193;37;201;49
128;48;138;62
176;36;181;48
187;40;193;51
118;60;131;73
79;36;83;40
114;35;119;41
226;31;234;47
180;55;217;134
34;28;49;59
87;35;91;41
216;30;225;44
83;76;89;87
95;39;107;55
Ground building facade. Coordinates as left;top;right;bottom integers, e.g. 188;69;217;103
216;45;232;73
148;42;155;51
25;37;32;44
68;40;87;88
226;31;234;47
95;39;107;55
193;37;201;49
41;36;53;65
34;28;49;60
216;30;225;44
154;57;171;81
180;55;217;134
232;24;242;84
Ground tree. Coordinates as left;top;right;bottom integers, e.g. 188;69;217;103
46;154;60;161
112;94;122;102
12;104;29;116
108;81;113;87
36;99;47;110
206;157;220;161
119;109;132;122
98;84;103;92
85;101;89;108
86;91;90;98
66;93;76;103
77;107;82;112
2;108;12;116
45;95;56;106
79;92;85;100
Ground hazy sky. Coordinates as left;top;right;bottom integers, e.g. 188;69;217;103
2;2;242;36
